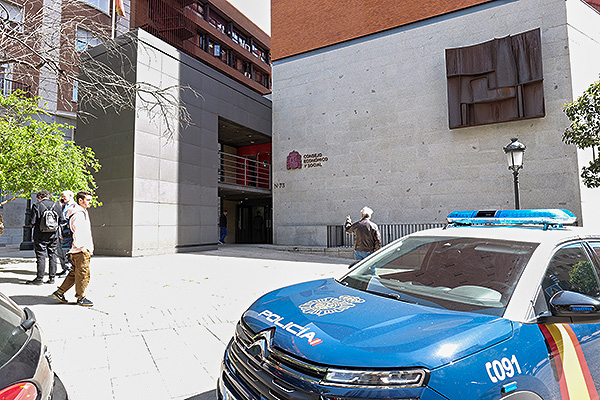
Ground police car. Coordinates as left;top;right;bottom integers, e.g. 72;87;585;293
219;209;600;400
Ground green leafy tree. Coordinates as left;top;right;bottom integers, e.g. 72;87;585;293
563;75;600;188
0;92;101;236
569;261;599;297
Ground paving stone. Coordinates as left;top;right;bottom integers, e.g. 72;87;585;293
0;244;349;399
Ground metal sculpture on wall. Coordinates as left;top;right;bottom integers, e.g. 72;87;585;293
445;28;545;129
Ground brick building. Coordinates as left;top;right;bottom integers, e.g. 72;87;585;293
0;0;130;244
130;0;271;95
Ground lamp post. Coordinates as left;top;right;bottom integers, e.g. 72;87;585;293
19;198;34;250
503;138;526;210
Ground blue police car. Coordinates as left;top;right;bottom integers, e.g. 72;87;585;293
219;209;600;399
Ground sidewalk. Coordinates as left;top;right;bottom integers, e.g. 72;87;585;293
0;244;351;400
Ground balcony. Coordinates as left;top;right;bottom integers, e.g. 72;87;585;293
218;151;271;195
0;77;31;97
149;0;195;41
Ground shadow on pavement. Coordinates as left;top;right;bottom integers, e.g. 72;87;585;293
186;389;216;400
10;295;59;306
0;277;32;284
190;245;351;265
0;268;36;275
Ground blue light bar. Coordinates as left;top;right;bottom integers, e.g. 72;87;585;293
446;209;577;228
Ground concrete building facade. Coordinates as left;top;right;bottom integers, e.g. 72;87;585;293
271;0;600;246
78;29;271;256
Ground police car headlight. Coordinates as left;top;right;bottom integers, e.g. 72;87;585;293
324;368;428;388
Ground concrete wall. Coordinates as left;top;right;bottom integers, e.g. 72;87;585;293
75;34;137;255
78;29;271;255
272;0;587;246
565;0;600;228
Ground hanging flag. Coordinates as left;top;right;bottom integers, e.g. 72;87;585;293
115;0;125;17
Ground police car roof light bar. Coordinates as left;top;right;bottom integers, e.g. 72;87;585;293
446;209;577;230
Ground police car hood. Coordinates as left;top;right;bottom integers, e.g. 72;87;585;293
242;278;513;369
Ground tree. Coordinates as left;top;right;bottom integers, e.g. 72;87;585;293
563;75;600;188
0;0;196;138
0;92;101;236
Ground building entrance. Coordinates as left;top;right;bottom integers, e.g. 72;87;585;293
236;203;272;244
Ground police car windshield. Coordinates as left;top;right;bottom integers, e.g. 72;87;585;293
341;236;539;316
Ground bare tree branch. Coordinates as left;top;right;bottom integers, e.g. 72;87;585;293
1;0;200;139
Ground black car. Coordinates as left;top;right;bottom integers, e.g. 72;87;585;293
0;291;67;399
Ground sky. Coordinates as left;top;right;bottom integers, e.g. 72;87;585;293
226;0;271;35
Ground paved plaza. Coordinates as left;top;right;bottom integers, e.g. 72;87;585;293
0;244;351;400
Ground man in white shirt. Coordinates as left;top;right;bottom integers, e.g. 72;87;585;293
52;191;95;307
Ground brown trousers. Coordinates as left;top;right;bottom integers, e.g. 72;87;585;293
58;251;91;299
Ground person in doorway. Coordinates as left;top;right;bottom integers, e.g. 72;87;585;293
57;190;76;277
28;190;64;285
219;210;228;244
344;206;382;261
52;191;94;307
253;211;264;242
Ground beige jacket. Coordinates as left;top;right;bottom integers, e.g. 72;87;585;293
67;205;94;255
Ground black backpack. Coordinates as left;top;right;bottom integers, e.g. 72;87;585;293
39;202;59;233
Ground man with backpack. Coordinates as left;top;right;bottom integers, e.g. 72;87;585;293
27;190;64;285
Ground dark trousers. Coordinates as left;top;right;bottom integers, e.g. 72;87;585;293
58;244;72;270
34;238;59;279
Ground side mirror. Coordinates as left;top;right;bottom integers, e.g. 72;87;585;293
549;290;600;322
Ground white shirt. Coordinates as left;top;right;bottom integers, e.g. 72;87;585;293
67;205;94;255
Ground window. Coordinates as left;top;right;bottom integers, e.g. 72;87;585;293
231;28;247;49
189;1;204;18
341;236;538;315
72;80;78;102
0;0;23;32
232;55;251;78
0;65;7;95
79;0;109;14
542;243;600;302
219;47;228;64
0;64;27;96
76;29;102;52
587;241;600;266
254;70;270;89
208;11;227;34
208;40;218;56
193;32;205;51
251;43;267;63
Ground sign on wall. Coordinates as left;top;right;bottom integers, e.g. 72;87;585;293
287;151;329;170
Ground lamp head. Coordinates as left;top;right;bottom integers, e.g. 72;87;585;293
503;137;526;171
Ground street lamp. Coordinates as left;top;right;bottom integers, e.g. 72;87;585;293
503;138;526;210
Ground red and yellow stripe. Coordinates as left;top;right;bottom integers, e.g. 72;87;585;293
539;324;599;400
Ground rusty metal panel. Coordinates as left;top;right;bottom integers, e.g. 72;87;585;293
446;28;545;129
